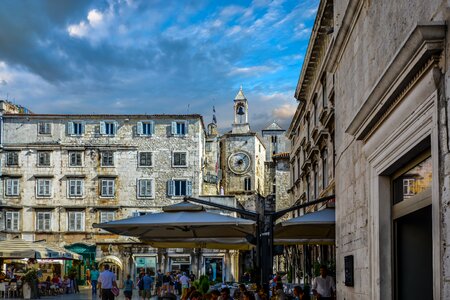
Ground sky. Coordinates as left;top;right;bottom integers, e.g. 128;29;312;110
0;0;318;132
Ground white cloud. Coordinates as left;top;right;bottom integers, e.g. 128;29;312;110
294;23;311;39
67;21;89;37
272;103;297;119
87;9;104;27
228;65;278;76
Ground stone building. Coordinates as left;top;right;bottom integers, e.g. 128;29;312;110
0;107;238;283
290;0;450;298
220;88;266;210
287;0;335;285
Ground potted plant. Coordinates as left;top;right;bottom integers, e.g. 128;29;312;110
21;268;38;299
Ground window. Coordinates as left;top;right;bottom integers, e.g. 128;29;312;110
36;179;52;197
37;151;51;166
173;152;187;167
36;212;51;231
139;152;153;167
321;74;327;108
67;121;85;136
313;163;318;200
69;152;83;166
68;179;83;197
313;97;317;126
100;121;118;135
272;178;276;194
167;180;192;197
38;122;51;135
306;175;311;202
205;143;212;152
6;151;19;166
137;121;154;136
322;149;328;189
5;211;19;231
402;179;415;196
100;211;115;223
101;179;115;197
171;121;188;136
138;179;154;198
132;211;150;217
5;178;19;196
101;151;114;166
244;177;251;191
393;156;432;203
68;211;84;231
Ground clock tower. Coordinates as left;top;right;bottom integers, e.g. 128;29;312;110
220;87;266;209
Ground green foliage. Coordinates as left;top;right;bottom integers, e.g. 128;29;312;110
192;275;210;294
22;268;38;284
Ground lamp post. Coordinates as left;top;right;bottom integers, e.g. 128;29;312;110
185;194;335;288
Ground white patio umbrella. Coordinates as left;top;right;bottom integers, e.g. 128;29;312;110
0;239;80;259
274;208;335;245
93;201;256;249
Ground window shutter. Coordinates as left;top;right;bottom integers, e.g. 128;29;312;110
81;122;86;134
184;121;189;134
151;179;155;198
167;180;174;196
171;121;177;135
137;122;143;135
111;180;115;196
132;212;139;218
150;121;155;135
100;121;106;135
114;121;119;134
6;179;12;195
186;181;192;196
67;122;74;135
13;213;19;231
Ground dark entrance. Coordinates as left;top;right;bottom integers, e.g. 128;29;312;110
394;205;432;299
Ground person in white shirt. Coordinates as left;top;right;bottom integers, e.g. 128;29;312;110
312;265;335;300
98;265;117;300
179;272;190;295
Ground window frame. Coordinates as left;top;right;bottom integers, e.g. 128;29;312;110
167;179;192;197
67;121;85;136
100;121;118;136
244;177;252;191
38;122;51;135
6;151;19;166
138;152;153;167
101;151;114;167
36;178;52;198
171;121;189;136
100;179;115;197
37;151;51;167
172;151;188;167
36;211;52;232
5;211;20;231
100;211;115;223
68;178;84;198
137;178;155;199
67;211;85;232
5;178;19;196
69;151;83;167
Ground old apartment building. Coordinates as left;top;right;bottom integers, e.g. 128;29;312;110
291;0;450;299
287;0;335;285
0;106;217;282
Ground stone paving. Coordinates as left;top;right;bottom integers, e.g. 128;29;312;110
3;286;159;300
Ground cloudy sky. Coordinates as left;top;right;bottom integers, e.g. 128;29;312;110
0;0;318;132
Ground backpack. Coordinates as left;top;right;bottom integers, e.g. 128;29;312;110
138;278;144;290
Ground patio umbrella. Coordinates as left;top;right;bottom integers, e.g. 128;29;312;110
274;208;335;245
0;239;70;259
93;201;256;249
142;237;253;250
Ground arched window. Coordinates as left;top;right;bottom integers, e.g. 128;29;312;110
306;175;311;202
322;149;328;189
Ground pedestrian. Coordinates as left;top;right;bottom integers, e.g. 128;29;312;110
163;272;171;295
179;272;190;295
86;268;91;286
98;264;118;300
91;266;100;296
220;287;233;300
274;283;286;300
293;286;305;300
312;265;335;300
156;269;163;296
123;274;134;300
142;271;154;300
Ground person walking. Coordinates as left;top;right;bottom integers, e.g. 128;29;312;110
91;266;100;296
98;264;118;300
156;269;163;296
179;272;190;296
123;274;134;300
142;271;154;300
312;265;335;300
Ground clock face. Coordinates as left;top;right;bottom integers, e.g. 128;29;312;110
228;152;251;174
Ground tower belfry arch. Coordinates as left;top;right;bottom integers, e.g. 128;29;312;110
232;86;250;134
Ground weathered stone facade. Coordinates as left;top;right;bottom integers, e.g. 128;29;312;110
291;0;450;299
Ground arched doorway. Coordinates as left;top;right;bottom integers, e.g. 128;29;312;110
98;255;123;282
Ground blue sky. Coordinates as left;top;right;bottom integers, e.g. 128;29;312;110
0;0;318;132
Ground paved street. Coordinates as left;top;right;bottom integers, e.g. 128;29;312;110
3;286;159;300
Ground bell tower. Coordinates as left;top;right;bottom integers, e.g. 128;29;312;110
232;86;250;134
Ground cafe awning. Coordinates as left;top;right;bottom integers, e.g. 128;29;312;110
0;239;81;259
274;208;335;245
93;201;255;249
